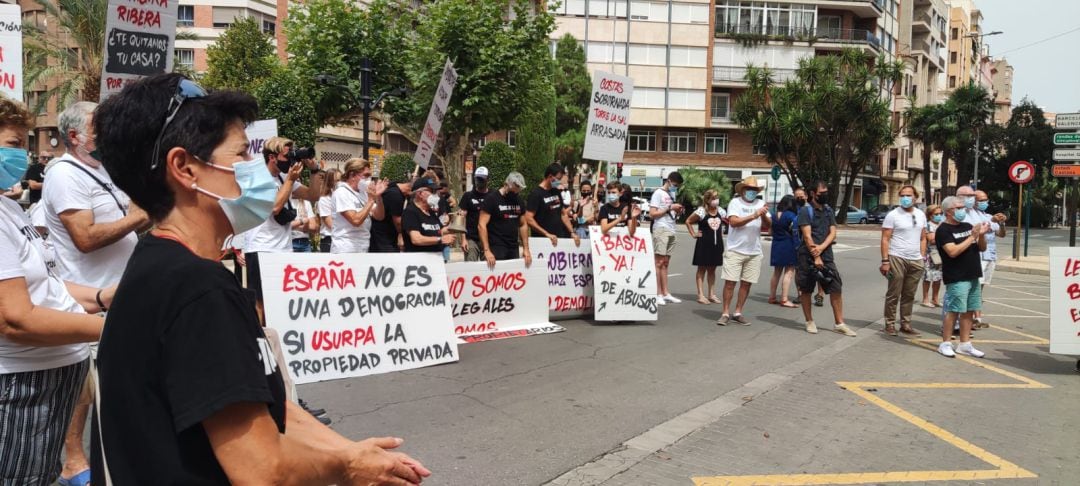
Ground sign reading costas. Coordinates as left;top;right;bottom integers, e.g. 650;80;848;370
583;71;634;163
100;0;177;101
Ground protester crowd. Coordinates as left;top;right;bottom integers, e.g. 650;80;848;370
0;74;1007;485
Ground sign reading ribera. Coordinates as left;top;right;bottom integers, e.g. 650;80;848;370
582;71;634;163
260;253;459;384
589;226;658;321
100;0;177;101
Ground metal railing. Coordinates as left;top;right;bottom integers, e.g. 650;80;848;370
712;65;797;84
715;23;881;50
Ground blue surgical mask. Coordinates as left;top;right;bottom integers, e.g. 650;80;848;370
606;193;619;204
194;158;278;235
899;196;914;208
668;186;678;198
953;209;967;222
963;196;975;209
551;179;562;189
976;201;989;212
932;214;944;223
744;190;758;201
0;147;29;190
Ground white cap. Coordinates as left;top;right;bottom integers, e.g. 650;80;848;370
475;166;489;178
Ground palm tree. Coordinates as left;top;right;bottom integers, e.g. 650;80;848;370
946;83;994;186
904;102;960;200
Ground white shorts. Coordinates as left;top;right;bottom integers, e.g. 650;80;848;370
979;260;996;286
722;250;762;283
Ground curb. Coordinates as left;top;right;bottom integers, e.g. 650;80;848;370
996;263;1050;277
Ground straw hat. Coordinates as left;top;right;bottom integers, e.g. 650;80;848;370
734;176;763;194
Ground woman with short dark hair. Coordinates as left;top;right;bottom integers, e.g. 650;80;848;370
91;74;429;485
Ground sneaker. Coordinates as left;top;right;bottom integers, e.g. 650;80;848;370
316;414;332;425
299;399;326;417
717;314;730;326
938;342;956;358
805;321;818;334
731;314;751;326
656;296;666;306
833;323;857;337
955;342;985;358
664;294;682;304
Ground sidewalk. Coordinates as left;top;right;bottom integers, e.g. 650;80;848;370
995;255;1049;276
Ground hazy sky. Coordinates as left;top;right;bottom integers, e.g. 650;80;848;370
977;0;1080;114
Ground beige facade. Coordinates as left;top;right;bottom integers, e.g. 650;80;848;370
991;57;1013;125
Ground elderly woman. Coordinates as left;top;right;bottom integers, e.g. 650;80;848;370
0;97;112;485
90;74;429;484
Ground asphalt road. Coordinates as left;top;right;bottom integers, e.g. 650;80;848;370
302;229;897;485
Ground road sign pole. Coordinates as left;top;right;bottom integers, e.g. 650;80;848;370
1013;183;1023;261
1024;189;1031;257
1072;179;1078;247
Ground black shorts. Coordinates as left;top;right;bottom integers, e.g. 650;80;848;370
244;252;263;301
489;245;520;261
796;256;842;295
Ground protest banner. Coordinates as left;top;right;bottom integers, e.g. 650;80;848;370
245;119;277;158
100;0;177;101
530;237;594;320
446;260;562;342
413;59;457;169
582;71;634;163
1049;247;1080;355
0;5;22;101
589;226;657;321
259;253;459;384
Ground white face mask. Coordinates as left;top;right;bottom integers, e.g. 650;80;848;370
426;194;441;209
709;199;719;208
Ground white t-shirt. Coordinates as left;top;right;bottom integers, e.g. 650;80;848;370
882;207;927;261
649;188;678;231
318;195;334;237
725;197;768;255
331;183;371;253
246;176;301;253
0;197;89;373
289;199;315;240
41;154;137;288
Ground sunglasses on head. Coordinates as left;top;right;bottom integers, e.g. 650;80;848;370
149;79;208;171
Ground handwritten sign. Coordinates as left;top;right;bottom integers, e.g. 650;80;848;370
245;119;277;158
530;237;594;320
446;260;562;342
589;226;657;321
100;0;177;101
413;59;457;169
0;5;22;101
1049;247;1080;355
259;253;459;384
582;71;634;163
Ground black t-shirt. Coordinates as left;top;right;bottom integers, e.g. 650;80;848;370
460;189;489;241
527;186;568;238
438;195;451;216
370;184;406;251
92;236;286;485
401;202;443;253
24;163;44;203
598;203;629;227
796;204;836;262
935;222;983;284
481;189;524;250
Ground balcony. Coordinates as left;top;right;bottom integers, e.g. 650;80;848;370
715;23;881;52
817;0;884;18
712;65;797;86
814;27;882;52
910;39;944;70
912;10;932;32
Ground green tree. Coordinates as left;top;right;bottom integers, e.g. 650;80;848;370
201;17;278;93
515;40;557;189
945;83;994;186
904;102;959;200
734;50;902;213
252;66;318;148
476;141;517;189
676;166;732;209
552;34;591;171
378;152;416;183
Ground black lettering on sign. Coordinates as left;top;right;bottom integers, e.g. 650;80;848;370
105;28;169;76
0;21;21;33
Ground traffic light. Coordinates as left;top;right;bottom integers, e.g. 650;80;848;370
616;162;624;180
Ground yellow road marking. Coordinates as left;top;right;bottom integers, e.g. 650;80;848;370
989;325;1049;344
981;299;1049;316
692;331;1050;485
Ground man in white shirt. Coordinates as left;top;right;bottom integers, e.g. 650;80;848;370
41;101;149;484
649;171;685;305
880;185;927;336
973;189;1007;328
718;176;771;325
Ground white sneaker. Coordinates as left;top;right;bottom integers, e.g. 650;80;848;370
955;342;985;358
664;294;682;303
938;342;956;358
656;296;666;306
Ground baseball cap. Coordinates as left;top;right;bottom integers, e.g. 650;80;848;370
505;172;526;189
411;177;437;193
475;167;489;178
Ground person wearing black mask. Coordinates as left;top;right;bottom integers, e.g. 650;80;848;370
795;181;855;337
478;172;531;267
459;166;491;262
524;163;579;247
369;175;413;253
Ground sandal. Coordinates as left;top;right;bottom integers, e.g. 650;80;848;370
900;326;922;337
768;297;779;304
709;295;722;304
779;301;798;308
59;469;91;486
697;296;710;304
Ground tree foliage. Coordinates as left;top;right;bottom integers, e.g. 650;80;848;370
552;34;590;171
905;102;959;200
201;17;278;93
515;39;557;189
23;0;109;107
252;66;318;148
945;83;995;186
677;166;732;209
378;152;416;183
476;141;517;189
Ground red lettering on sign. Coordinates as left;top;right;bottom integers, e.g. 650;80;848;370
282;261;357;292
599;78;624;93
1071;308;1080;323
1065;258;1080;277
601;234;647;253
454;322;497;335
115;5;162;28
1069;283;1080;300
470;272;526;298
310;326;376;351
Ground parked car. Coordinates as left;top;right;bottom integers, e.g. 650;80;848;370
867;204;898;224
838;205;868;224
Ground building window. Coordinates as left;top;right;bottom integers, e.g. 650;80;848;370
175;49;194;70
667;89;705;110
711;93;730;121
663;131;697;153
626;130;656;152
703;133;728;154
177;5;194;27
951;27;959;40
629;1;668;22
213;7;244;28
950;52;957;64
475;137;487;150
714;1;816;36
26;91;46;115
586;42;626;63
949;76;956;88
506;130;517;148
668;46;706;67
263;20;276;35
671;3;709;24
627;44;666;65
631;88;666;109
752;145;767;156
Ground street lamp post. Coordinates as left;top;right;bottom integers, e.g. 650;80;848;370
964;30;1002;188
316;58;408;161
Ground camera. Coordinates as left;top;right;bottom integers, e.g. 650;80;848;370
286;147;316;162
810;263;834;286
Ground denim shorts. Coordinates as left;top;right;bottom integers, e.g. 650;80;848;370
944;279;982;313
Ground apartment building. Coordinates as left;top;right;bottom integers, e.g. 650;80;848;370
990;57;1013;125
550;0;899;208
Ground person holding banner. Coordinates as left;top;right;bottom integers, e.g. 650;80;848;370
402;177;454;253
460;166;491;261
525;163;579;247
649;171;685;306
317;168;341;252
686;189;726;305
479;172;530;267
332;158;381;254
90;74;430;485
598;181;640;236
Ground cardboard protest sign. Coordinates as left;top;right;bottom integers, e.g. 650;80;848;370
259;253;459;384
446;260;562;343
0;5;22;101
582;71;633;163
413;59;457;169
245;119;277;158
1049;247;1080;355
100;0;177;101
589;226;658;321
530;237;594;320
